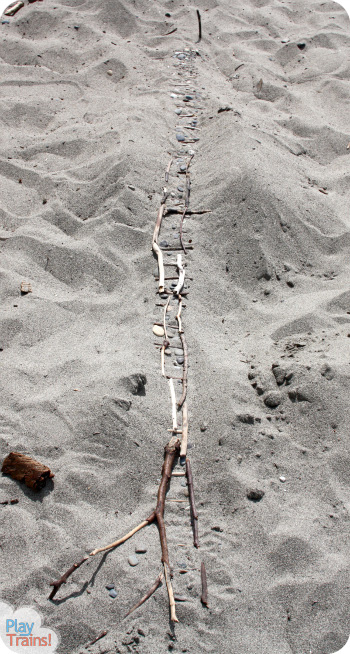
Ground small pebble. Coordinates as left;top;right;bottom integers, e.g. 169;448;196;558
176;134;186;142
153;325;165;337
160;293;169;299
135;545;147;554
176;356;184;365
188;149;195;155
107;70;113;76
177;186;184;192
106;583;114;590
128;184;135;191
128;555;139;567
184;95;193;101
159;240;168;247
174;348;183;355
181;480;187;487
200;422;208;432
180;164;187;171
175;108;182;115
177;54;186;60
109;589;117;598
279;476;286;483
170;93;177;98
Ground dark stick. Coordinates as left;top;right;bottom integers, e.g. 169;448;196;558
201;562;208;607
177;331;188;409
124;572;163;618
49;556;89;600
163;27;177;36
85;630;108;648
166;208;211;215
196;10;202;43
185;174;191;208
186;459;199;548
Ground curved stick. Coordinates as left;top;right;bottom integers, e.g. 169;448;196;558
177;331;188;409
124;572;163;619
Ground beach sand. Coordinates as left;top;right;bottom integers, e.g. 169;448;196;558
0;0;350;652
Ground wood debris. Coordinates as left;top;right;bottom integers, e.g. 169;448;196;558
2;452;54;492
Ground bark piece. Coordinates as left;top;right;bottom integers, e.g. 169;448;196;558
2;452;54;491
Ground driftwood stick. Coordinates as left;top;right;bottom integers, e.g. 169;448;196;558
124;573;163;619
176;297;183;335
196;10;202;43
180;402;188;457
152;199;167;293
201;562;208;607
174;254;185;295
49;556;89;600
179;209;187;255
85;631;108;649
185;174;191;208
49;439;180;620
186;458;199;548
163;562;178;623
178;331;188;409
153;242;165;293
90;520;150;556
169;379;178;432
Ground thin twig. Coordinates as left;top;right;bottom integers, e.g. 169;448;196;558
201;562;208;607
186;458;199;548
124;573;163;619
166;208;211;215
163;562;178;623
176;297;183;335
196;10;202;43
49;556;89;600
85;631;108;649
178;331;188;409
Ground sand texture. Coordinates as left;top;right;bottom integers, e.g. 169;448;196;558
0;0;350;652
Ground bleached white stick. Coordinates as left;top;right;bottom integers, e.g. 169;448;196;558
173;254;185;295
169;378;177;431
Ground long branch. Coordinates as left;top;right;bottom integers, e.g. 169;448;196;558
178;330;188;409
186;458;199;548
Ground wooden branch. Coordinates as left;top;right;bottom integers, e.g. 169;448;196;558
49;438;181;623
201;562;208;607
49;556;88;600
124;572;163;619
169;379;178;432
196;10;202;43
186;458;199;548
2;452;54;492
178;331;188;409
174;254;185;295
180;402;188;457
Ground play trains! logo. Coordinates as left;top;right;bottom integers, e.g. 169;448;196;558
0;602;58;653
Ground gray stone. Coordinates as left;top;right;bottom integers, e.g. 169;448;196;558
272;366;287;385
128;555;139;566
237;413;255;425
176;134;186;142
264;391;282;408
176;356;184;365
180;164;187;171
174;349;183;355
175;108;182;115
177;186;184;192
106;583;114;590
159;240;168;247
320;363;335;380
109;589;117;598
